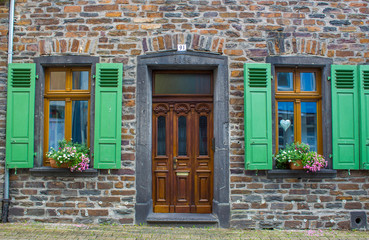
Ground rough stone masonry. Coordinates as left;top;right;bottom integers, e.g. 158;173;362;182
0;0;368;229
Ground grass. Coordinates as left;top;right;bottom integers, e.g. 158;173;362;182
0;222;367;239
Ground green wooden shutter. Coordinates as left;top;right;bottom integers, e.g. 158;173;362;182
359;65;369;170
331;65;359;169
94;63;123;169
244;63;272;170
6;63;36;169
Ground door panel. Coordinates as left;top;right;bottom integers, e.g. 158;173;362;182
152;102;213;213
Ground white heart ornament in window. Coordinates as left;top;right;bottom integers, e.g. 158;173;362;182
280;119;291;132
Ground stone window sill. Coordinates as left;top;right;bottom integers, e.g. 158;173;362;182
30;167;98;177
267;169;337;179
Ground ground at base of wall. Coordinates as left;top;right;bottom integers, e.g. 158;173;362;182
0;223;367;239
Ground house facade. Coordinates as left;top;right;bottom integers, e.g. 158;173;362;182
0;0;368;229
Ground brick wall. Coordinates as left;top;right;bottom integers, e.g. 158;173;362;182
0;0;368;228
8;169;135;224
231;171;369;229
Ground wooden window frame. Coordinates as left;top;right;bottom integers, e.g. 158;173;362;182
275;67;323;154
43;67;91;165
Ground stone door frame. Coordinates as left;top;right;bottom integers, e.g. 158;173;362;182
136;51;230;227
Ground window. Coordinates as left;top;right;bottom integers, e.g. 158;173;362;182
43;67;91;165
244;59;333;171
6;58;123;171
153;71;212;95
275;68;322;154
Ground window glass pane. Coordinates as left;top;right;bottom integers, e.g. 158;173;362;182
72;101;88;145
154;73;211;94
72;71;89;90
199;116;208;155
277;72;293;91
300;72;316;91
301;102;317;151
49;101;65;150
178;116;187;156
50;72;66;90
278;102;294;150
157;116;166;155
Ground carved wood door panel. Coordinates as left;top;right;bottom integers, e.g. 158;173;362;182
152;102;213;213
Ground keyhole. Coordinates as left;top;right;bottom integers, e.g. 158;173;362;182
355;217;362;225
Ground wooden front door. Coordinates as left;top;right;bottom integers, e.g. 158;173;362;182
152;101;213;213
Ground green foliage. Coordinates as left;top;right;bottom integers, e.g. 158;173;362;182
274;142;327;172
46;139;90;172
274;142;310;169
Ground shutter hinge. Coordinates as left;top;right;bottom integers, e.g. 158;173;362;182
34;152;37;157
327;76;331;81
36;75;39;80
93;75;96;79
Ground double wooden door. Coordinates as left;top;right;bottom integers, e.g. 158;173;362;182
152;101;213;213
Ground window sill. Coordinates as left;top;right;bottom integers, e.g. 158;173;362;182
267;169;337;179
30;167;98;177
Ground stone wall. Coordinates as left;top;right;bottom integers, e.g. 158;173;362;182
0;0;368;228
231;171;369;229
8;169;135;224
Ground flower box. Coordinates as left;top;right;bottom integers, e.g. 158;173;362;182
49;158;68;168
289;159;304;170
46;139;90;172
275;142;327;173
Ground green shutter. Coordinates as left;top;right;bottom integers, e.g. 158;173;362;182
94;63;123;169
244;63;272;170
331;65;359;170
5;63;36;169
359;65;369;170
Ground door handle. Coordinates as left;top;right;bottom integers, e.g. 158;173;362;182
173;157;177;170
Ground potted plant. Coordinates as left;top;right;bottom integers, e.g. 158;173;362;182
46;139;90;172
302;151;328;173
274;142;327;172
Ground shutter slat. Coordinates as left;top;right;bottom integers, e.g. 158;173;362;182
11;68;32;88
244;63;272;170
362;70;369;90
94;63;123;169
6;63;35;169
99;68;119;88
334;69;355;89
331;65;359;170
248;67;268;88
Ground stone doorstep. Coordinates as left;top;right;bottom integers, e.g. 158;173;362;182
146;213;219;227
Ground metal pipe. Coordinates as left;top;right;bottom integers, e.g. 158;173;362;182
2;0;16;223
7;0;15;63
